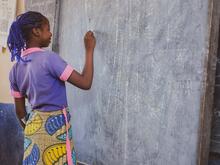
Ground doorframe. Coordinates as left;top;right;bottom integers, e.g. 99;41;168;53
197;0;220;164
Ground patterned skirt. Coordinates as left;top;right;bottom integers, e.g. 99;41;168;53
23;108;77;165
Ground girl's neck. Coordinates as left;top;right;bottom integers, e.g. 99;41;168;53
26;41;42;49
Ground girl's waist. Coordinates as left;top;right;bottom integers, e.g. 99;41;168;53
32;107;70;115
31;103;68;112
25;107;71;124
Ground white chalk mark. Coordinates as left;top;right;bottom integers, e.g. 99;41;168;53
115;0;119;45
84;0;88;29
84;0;93;30
123;1;132;164
124;80;129;165
166;0;170;50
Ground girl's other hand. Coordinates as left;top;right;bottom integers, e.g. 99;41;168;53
84;31;96;52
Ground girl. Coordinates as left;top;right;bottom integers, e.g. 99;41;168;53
7;11;96;165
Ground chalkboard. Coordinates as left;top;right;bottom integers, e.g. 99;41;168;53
58;0;210;164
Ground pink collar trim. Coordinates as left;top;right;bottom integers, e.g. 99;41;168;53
21;47;44;57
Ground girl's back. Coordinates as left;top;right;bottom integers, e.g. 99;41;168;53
10;48;73;111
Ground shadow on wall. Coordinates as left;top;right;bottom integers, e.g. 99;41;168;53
0;103;23;165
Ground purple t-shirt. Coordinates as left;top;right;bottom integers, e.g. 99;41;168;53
9;48;74;111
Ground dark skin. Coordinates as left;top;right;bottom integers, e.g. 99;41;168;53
15;20;96;129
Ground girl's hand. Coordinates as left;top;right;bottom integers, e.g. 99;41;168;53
84;31;96;52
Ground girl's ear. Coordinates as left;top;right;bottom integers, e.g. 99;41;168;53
32;27;41;37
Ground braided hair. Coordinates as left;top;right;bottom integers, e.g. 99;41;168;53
7;11;48;62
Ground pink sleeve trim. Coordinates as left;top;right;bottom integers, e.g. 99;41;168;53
11;90;23;98
60;65;74;81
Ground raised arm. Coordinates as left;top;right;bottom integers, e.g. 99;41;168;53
67;31;96;90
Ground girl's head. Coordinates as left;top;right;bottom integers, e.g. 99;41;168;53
7;11;52;62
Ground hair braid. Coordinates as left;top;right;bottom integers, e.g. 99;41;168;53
7;11;47;62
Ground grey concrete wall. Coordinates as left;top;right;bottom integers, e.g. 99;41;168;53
58;0;210;165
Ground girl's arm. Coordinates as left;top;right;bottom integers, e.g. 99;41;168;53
67;31;96;90
14;97;26;129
